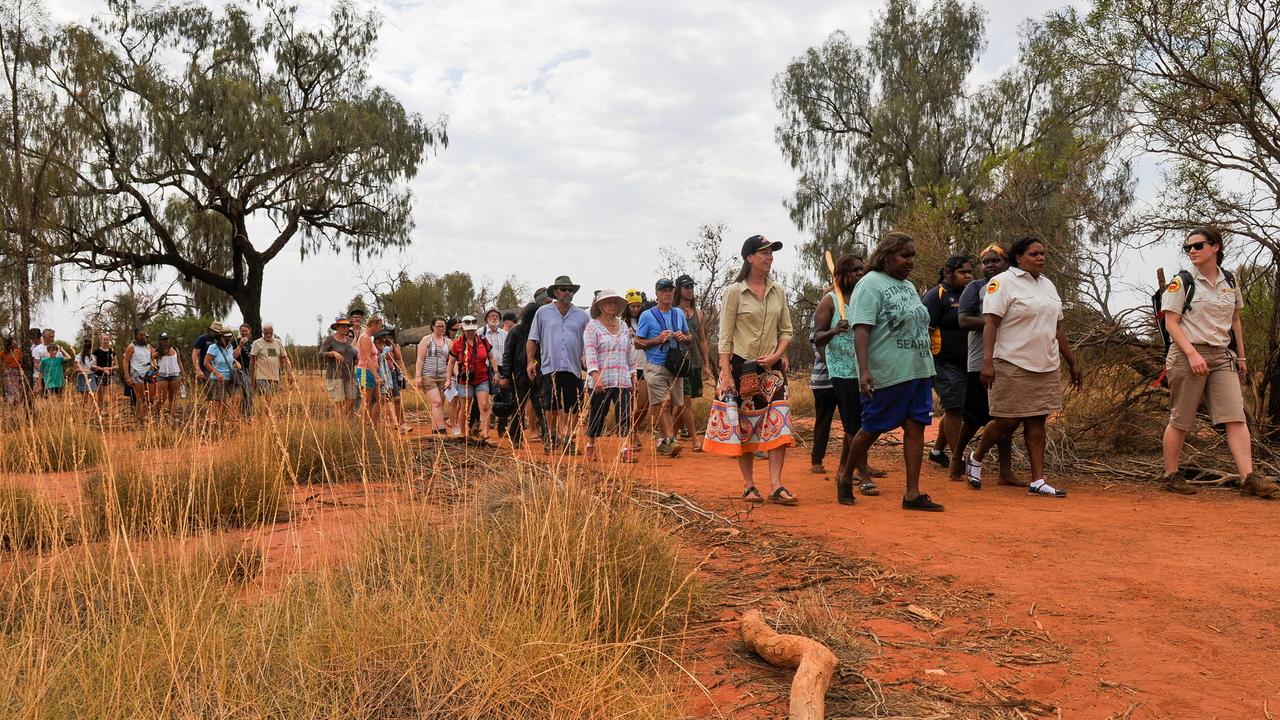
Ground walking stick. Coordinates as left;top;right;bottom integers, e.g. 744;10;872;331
824;251;846;320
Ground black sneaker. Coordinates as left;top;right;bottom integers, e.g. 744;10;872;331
902;494;944;512
928;449;949;468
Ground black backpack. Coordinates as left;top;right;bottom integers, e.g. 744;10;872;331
1152;269;1238;354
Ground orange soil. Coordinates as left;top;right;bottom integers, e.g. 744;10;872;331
598;428;1280;719
7;417;1279;718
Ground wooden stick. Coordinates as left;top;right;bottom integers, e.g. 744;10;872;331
740;609;838;720
824;251;846;320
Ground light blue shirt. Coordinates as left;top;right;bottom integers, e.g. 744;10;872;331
206;342;236;376
635;306;689;366
528;302;590;375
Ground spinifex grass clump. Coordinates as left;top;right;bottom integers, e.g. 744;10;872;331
0;469;695;718
266;417;410;484
2;405;106;473
0;485;69;552
85;433;288;538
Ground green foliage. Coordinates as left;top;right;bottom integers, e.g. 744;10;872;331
774;0;1131;294
145;311;213;357
495;277;523;311
43;0;447;329
379;270;481;327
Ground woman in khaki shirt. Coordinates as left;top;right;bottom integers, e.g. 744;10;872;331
1159;228;1274;498
704;235;797;505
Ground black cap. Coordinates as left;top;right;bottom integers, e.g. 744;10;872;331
347;307;366;317
158;332;170;340
675;273;695;288
655;277;675;291
741;234;783;258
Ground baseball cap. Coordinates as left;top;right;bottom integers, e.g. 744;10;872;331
675;274;695;288
461;315;479;331
741;234;783;258
655;278;675;291
625;289;643;304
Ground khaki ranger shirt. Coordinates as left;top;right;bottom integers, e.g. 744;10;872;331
981;266;1064;373
719;279;793;360
1160;266;1241;348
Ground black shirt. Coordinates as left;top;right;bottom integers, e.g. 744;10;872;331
922;283;968;367
192;334;213;372
91;348;115;376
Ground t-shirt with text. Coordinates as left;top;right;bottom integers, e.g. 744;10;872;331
847;271;935;388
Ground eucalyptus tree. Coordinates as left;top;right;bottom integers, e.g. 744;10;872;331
773;0;1130;293
1051;0;1280;422
46;0;446;331
0;0;63;334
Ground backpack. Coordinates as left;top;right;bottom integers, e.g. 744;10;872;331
648;307;689;378
1152;269;1238;354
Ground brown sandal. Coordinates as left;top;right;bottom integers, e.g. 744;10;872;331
768;486;799;505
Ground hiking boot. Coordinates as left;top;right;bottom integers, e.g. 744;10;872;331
1162;471;1197;495
1241;473;1279;499
836;478;856;506
657;440;682;458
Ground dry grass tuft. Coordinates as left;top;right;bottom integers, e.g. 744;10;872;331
0;485;70;552
0;467;695;718
1;406;107;473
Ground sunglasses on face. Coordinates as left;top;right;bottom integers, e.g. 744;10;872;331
1183;241;1211;253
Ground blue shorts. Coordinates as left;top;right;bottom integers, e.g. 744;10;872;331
861;378;934;434
354;367;377;390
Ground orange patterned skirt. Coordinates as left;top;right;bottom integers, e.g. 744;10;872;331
704;355;795;457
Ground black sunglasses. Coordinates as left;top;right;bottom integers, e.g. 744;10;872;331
1182;240;1211;253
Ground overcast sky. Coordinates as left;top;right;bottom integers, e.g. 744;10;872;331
39;0;1175;341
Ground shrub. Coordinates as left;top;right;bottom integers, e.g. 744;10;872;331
0;486;69;552
85;440;288;538
1;407;106;473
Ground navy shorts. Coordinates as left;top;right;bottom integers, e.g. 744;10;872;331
862;378;933;434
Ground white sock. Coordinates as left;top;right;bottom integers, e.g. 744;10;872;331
966;452;983;481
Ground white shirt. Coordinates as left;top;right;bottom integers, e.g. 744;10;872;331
982;266;1063;373
482;326;507;365
31;343;48;379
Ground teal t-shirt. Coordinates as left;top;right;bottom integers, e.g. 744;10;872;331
40;355;65;390
847;271;935;388
823;291;858;379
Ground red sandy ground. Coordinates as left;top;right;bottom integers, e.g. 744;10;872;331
603;428;1280;719
7;421;1279;718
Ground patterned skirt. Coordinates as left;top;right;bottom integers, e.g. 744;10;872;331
3;368;23;404
704;355;795;457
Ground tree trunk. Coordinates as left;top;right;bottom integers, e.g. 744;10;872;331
230;259;265;335
1263;270;1280;435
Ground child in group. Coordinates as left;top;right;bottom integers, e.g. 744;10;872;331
39;340;70;397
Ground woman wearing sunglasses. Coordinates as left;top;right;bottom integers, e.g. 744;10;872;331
1159;228;1275;498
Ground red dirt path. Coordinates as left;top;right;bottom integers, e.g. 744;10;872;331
610;430;1280;718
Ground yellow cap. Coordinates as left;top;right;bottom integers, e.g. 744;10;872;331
625;289;643;304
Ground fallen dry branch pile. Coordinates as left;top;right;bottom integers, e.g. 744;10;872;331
739;609;838;720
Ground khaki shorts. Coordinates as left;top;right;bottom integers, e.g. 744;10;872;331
419;375;445;394
325;377;358;403
1166;345;1245;431
645;363;686;408
988;358;1062;418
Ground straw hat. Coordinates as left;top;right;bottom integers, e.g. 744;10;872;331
591;289;626;316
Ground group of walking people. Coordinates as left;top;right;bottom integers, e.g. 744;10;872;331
4;226;1270;505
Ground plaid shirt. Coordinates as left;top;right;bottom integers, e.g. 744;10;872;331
583;319;635;389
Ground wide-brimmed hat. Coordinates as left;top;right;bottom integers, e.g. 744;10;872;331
208;321;229;334
461;315;479;331
330;315;353;330
741;234;783;258
548;275;581;293
591;289;626;315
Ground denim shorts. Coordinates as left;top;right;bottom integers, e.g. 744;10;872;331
458;381;490;399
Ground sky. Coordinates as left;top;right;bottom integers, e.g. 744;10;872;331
38;0;1178;341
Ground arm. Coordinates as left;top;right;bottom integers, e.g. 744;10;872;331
1232;307;1248;381
525;339;538;380
812;294;845;349
1056;320;1082;387
767;298;794;371
854;325;875;396
583;326;600;376
957;311;984;331
446;356;457;388
123;345;134;378
203;350;222;380
1163;314;1208;376
415;337;430;384
190;347;204;379
980;314;1002;387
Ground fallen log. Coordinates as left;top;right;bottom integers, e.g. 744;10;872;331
739;609;838;720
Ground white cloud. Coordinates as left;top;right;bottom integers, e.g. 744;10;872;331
39;0;1149;340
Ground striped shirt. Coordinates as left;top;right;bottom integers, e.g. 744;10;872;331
583;319;635;389
808;329;832;390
